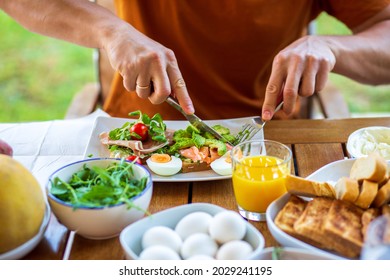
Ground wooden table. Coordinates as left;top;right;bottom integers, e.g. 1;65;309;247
25;117;390;260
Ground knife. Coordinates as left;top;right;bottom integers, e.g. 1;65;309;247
165;96;233;146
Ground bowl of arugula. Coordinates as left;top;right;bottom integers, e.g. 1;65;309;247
46;158;153;240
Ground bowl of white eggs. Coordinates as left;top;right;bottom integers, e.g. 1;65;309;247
119;203;265;260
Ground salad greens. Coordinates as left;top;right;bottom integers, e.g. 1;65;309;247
50;159;148;209
166;124;237;156
109;110;167;143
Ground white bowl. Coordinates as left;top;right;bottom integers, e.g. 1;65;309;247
257;247;338;260
46;158;153;240
119;203;265;260
0;202;51;260
266;159;365;260
347;126;390;160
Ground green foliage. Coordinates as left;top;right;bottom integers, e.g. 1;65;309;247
0;11;94;122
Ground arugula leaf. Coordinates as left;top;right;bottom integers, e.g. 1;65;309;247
50;159;148;209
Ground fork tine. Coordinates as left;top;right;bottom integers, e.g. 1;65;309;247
236;123;261;144
235;123;251;143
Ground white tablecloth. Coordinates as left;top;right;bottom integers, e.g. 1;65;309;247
0;109;110;189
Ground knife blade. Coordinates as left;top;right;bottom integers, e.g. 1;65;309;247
165;97;233;146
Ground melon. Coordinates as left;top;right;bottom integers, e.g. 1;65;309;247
0;155;46;254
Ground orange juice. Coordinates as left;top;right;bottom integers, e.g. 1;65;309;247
232;155;289;213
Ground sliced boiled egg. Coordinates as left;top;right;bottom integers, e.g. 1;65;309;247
146;154;182;176
210;152;232;176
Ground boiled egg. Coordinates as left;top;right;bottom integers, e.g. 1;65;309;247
146;154;182;176
210;152;232;176
175;211;213;240
216;240;253;260
142;226;182;253
209;210;246;244
180;233;218;260
139;245;181;260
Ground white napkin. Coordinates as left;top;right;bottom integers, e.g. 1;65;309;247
0;109;110;188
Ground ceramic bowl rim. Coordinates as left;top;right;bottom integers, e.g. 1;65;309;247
46;157;152;210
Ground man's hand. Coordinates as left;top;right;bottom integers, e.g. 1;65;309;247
262;35;335;121
104;25;195;115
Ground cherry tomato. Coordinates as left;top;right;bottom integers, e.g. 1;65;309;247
126;155;142;164
130;123;149;141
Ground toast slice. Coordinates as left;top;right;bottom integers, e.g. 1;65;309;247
372;179;390;208
293;197;334;250
361;208;380;241
350;152;388;183
354;180;378;209
274;195;307;237
381;204;390;215
273;195;324;246
383;215;390;244
285;174;336;198
334;177;359;202
323;199;364;258
181;161;210;173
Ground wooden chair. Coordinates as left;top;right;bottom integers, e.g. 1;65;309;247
65;0;350;119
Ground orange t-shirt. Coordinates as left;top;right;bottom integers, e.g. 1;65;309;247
103;0;389;120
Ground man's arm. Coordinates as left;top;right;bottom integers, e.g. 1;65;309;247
262;5;390;121
0;0;195;114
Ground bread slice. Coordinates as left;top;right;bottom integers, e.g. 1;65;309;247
285;174;336;198
334;177;359;202
274;195;307;236
273;195;325;247
361;208;380;241
372;179;390;208
181;161;210;173
354;180;378;209
381;204;390;215
383;215;390;244
293;197;334;250
323;199;364;258
350;152;388;183
379;175;390;188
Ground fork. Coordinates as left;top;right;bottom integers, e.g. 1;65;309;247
235;101;284;144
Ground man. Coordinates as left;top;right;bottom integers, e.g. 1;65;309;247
1;0;390;120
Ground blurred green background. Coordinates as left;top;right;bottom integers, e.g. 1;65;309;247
0;11;389;122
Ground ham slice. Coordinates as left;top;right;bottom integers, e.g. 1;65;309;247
99;132;169;156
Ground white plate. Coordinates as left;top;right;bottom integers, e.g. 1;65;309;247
83;116;264;182
0;202;51;260
266;158;360;260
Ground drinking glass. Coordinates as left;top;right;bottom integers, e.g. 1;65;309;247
231;140;292;221
361;214;390;260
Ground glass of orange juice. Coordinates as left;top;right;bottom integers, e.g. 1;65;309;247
231;140;292;221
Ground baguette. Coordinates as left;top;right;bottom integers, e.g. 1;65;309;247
334;177;359;202
354;180;378;209
285;174;335;198
372;179;390;208
350;152;388;183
